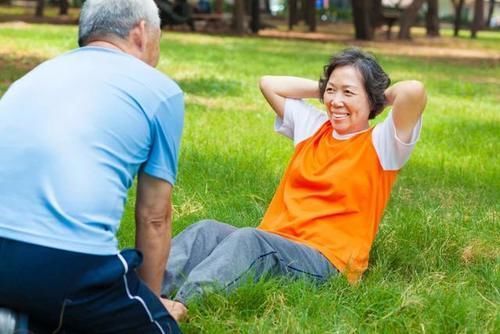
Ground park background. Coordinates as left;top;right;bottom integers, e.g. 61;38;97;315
0;0;498;333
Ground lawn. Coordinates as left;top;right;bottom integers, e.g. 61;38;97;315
0;23;498;333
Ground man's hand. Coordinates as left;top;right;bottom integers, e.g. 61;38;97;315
161;298;188;322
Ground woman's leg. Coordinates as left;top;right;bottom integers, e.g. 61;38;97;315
161;220;237;297
174;227;337;304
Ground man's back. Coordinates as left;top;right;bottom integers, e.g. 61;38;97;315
0;46;183;255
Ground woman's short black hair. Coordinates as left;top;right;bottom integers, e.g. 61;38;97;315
319;48;391;119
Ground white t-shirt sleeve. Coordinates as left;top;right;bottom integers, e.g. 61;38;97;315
274;98;328;146
372;110;423;171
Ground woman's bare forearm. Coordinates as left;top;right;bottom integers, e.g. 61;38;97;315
259;76;319;118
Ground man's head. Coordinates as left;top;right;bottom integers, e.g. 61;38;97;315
78;0;162;67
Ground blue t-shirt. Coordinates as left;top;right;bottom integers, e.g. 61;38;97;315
0;47;184;255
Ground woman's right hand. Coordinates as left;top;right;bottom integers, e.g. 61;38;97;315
259;76;319;118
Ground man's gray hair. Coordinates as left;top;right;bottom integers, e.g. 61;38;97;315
78;0;160;47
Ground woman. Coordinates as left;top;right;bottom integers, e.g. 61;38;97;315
162;48;427;313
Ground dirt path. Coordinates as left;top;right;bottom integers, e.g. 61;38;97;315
1;20;499;63
258;29;500;62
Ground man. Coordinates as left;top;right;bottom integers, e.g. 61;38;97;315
0;0;186;332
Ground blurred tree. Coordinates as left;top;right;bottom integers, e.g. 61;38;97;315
398;0;425;39
351;0;374;40
264;0;271;14
214;0;223;13
60;0;69;15
288;0;316;32
486;0;494;27
451;0;465;37
305;0;316;32
232;0;245;34
34;0;69;18
35;0;45;17
470;0;484;38
372;0;383;29
426;0;439;37
250;0;260;32
289;0;298;29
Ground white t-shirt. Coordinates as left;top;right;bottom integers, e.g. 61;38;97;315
274;98;422;171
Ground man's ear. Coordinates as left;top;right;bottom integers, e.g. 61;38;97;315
129;20;147;52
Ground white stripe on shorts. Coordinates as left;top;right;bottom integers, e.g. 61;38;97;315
117;253;167;334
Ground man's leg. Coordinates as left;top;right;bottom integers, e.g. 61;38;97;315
63;249;180;334
162;220;237;297
0;237;180;333
174;227;337;304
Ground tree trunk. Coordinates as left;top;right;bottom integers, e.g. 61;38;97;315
351;0;373;40
486;0;494;27
232;0;246;34
398;0;425;40
299;0;307;22
35;0;45;17
250;0;260;33
470;0;484;38
306;0;316;32
371;0;383;29
60;0;69;16
289;0;298;29
214;0;223;13
264;0;271;14
426;0;440;37
452;0;465;37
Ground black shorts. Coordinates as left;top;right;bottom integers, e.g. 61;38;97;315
0;237;181;333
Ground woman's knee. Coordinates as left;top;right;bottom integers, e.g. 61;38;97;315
191;219;221;230
226;227;266;247
183;219;236;238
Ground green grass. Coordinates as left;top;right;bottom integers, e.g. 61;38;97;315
0;24;498;333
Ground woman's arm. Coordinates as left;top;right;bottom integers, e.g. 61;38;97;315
385;80;427;143
259;76;320;118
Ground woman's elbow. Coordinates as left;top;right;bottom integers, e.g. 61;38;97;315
259;75;273;92
406;80;427;113
409;80;426;99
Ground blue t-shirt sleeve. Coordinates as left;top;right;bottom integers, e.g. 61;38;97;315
141;92;184;185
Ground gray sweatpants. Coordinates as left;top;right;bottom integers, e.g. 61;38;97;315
161;220;337;304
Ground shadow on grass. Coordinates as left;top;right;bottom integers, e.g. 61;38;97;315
0;53;45;95
368;117;498;278
174;144;281;225
0;15;78;25
177;77;243;97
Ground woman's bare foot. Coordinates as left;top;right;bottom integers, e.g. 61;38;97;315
161;298;188;322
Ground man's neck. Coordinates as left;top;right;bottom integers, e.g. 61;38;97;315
86;40;126;53
84;37;146;66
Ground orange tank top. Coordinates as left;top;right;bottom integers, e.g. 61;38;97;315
258;121;398;282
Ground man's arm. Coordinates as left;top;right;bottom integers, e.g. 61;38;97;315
135;172;173;296
259;76;320;118
385;80;427;143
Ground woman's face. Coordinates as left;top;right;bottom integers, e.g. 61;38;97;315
323;65;371;135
